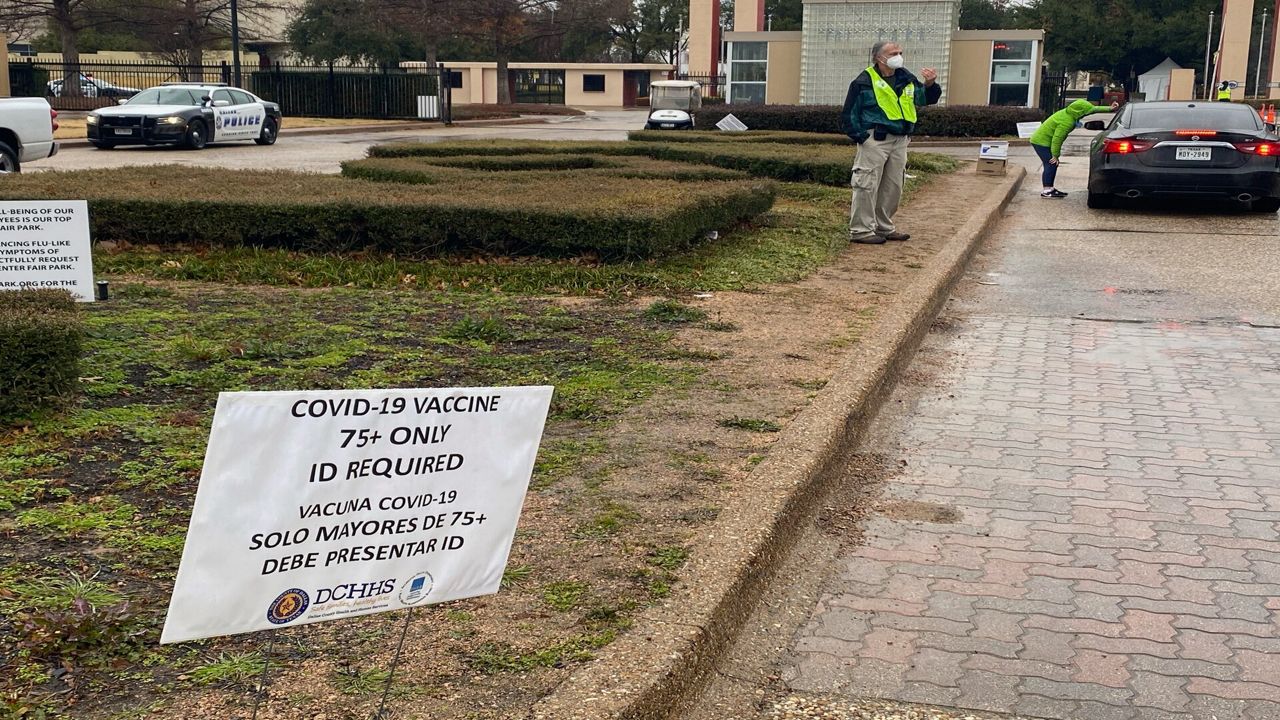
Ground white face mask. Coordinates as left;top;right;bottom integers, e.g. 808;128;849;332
884;55;905;70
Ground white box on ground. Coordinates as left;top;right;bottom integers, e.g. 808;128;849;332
416;95;439;120
0;201;94;301
979;141;1009;159
161;386;553;644
1016;122;1042;139
716;113;748;132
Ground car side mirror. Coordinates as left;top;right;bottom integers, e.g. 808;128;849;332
1083;120;1106;131
117;98;128;105
212;99;230;108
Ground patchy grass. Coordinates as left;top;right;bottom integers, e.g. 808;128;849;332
0;283;697;718
190;652;267;687
643;300;708;324
717;416;783;433
93;178;930;296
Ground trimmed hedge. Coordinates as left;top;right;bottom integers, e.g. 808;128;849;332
343;155;749;183
367;140;648;159
0;289;82;422
628;130;848;145
692;104;1046;137
367;138;957;187
0;166;775;260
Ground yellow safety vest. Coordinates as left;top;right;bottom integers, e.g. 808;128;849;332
867;66;918;123
1218;88;1232;101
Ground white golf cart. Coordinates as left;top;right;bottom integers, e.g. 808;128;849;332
645;80;701;130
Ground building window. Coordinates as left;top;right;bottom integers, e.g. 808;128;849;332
583;74;606;92
728;41;768;104
449;71;463;89
988;40;1036;106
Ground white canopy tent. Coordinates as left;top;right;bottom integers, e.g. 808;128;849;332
1138;57;1183;101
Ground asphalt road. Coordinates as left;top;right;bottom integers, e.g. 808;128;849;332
23;108;649;174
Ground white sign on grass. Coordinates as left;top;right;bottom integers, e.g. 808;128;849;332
0;201;94;301
161;386;553;644
716;113;748;132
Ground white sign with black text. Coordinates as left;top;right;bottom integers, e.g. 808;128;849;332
161;386;554;644
0;201;94;301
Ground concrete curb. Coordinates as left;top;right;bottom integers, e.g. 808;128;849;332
53;115;555;148
529;165;1027;720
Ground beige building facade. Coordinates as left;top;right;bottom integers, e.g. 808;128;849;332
403;62;672;106
712;0;1045;107
1216;0;1255;101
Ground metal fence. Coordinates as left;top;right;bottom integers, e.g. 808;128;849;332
670;73;726;100
1040;74;1068;114
7;58;451;120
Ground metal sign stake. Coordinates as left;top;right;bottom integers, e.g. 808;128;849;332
372;607;417;720
249;634;275;720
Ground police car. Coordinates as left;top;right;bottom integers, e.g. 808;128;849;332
86;83;282;150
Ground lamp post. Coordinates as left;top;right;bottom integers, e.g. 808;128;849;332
1256;8;1269;98
230;0;242;87
1204;10;1215;99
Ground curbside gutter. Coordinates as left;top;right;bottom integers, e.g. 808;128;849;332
529;165;1027;720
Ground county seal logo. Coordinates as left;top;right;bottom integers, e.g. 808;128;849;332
399;571;434;606
266;588;310;625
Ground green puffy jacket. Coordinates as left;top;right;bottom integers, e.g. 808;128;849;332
1030;99;1112;158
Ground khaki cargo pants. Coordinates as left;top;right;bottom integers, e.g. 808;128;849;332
849;133;909;240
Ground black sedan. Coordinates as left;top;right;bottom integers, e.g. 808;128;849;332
86;83;282;150
1085;101;1280;212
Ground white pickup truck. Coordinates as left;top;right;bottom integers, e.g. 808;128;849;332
0;97;59;173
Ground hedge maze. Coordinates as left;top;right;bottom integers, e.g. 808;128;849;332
0;134;958;261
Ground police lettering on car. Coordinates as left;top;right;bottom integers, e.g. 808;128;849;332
85;82;282;150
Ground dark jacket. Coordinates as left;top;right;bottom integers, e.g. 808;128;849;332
840;67;943;144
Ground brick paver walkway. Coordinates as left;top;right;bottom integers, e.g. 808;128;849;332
783;316;1280;720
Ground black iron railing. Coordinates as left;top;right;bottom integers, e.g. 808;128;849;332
8;58;450;120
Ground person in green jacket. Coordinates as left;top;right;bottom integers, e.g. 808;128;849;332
1029;98;1119;198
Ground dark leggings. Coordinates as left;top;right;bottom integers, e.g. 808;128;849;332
1032;143;1057;187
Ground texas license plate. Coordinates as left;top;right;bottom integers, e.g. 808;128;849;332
1175;147;1212;161
113;128;134;136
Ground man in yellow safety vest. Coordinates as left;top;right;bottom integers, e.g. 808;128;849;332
840;41;942;244
1218;81;1232;101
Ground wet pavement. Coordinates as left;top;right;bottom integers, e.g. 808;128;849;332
776;143;1280;718
22;109;647;174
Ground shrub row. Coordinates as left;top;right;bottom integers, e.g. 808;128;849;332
343;154;749;183
368;138;957;187
692;104;1046;137
628;130;848;145
0;289;82;423
0;166;774;259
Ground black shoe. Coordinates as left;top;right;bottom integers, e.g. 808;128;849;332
1040;189;1068;198
884;231;910;241
850;234;886;244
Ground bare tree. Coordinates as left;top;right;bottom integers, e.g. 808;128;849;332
128;0;281;78
609;0;683;63
0;0;119;95
380;0;459;66
454;0;620;103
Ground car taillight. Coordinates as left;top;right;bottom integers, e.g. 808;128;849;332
50;108;59;132
1174;129;1217;137
1234;142;1276;156
1102;138;1152;154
